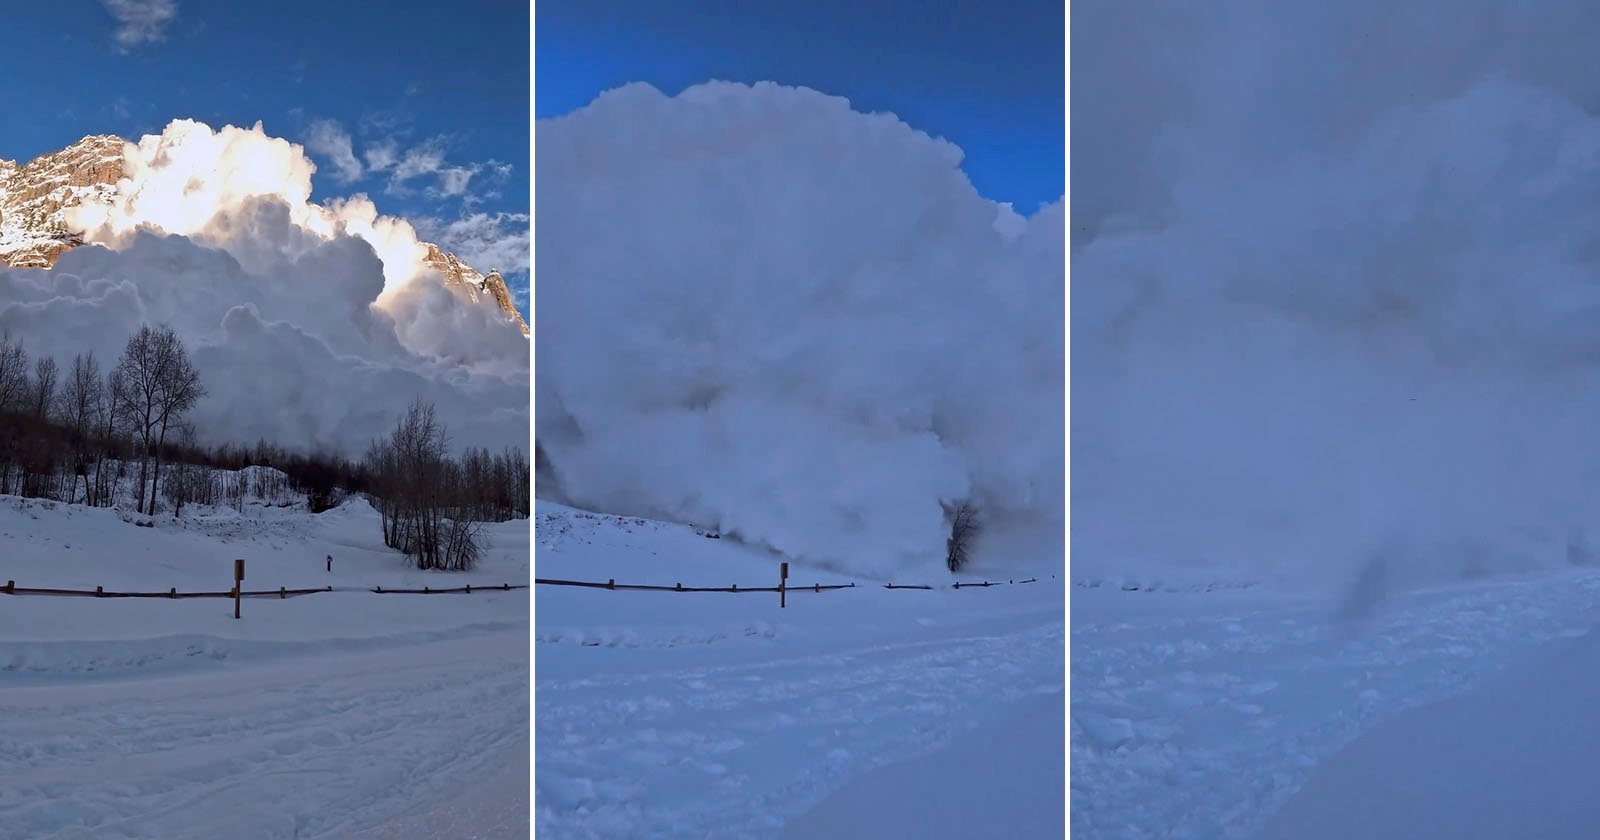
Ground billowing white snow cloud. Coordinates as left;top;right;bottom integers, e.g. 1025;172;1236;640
1075;1;1600;594
0;119;527;455
535;81;1063;578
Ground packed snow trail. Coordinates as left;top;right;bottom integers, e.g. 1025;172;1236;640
0;626;528;840
0;487;532;839
534;501;1066;839
780;689;1065;839
536;611;1063;839
1071;568;1600;839
1258;621;1600;839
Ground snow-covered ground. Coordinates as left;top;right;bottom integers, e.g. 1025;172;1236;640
1258;618;1600;840
0;489;530;839
534;502;1067;839
1071;567;1600;839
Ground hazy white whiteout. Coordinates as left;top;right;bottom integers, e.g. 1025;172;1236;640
1074;0;1600;596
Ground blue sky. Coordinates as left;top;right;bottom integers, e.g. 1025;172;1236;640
536;0;1065;215
1;0;529;314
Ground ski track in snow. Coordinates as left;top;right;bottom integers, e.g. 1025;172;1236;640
1071;570;1600;839
536;620;1066;839
0;629;529;840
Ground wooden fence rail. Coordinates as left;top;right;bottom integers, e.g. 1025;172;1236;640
373;584;528;594
534;577;855;594
1;580;527;599
534;576;1042;592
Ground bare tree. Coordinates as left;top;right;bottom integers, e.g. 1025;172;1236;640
0;331;28;412
115;326;162;513
163;422;201;517
32;357;57;421
0;333;28;494
93;367;124;507
114;325;206;515
148;328;204;516
945;500;982;572
363;398;482;570
58;353;103;504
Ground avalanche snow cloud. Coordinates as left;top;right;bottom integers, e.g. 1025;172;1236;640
1075;0;1600;591
536;81;1064;578
0;119;527;454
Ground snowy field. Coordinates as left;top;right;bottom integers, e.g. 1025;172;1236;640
1072;566;1600;838
0;488;530;840
534;502;1067;839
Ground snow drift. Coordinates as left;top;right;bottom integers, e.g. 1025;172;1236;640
535;81;1064;578
1074;1;1600;593
0;119;527;454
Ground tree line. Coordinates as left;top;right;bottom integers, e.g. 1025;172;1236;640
362;399;531;571
0;324;202;512
0;325;530;572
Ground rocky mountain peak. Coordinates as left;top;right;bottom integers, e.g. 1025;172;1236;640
0;134;125;268
0;133;528;336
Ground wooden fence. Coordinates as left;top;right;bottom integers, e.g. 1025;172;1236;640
534;577;855;594
1;580;528;599
533;575;1040;593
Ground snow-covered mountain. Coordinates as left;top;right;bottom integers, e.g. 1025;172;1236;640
0;133;528;335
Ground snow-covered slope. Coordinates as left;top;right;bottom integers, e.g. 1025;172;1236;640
1071;567;1600;839
534;500;1065;838
0;493;529;839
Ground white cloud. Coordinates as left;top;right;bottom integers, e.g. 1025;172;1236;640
535;81;1063;578
389;141;446;186
379;139;507;199
303;119;363;184
415;211;530;276
102;0;178;50
364;140;400;173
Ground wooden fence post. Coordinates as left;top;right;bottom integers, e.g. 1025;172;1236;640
780;562;788;609
169;587;176;599
607;578;615;590
233;559;244;620
96;585;103;597
3;580;11;594
280;586;286;599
